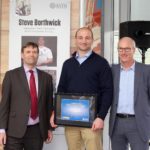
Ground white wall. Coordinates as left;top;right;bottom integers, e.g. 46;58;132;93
131;0;150;20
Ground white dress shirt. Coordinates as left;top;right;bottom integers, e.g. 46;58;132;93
117;63;135;114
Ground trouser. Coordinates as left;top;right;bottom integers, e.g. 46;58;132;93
4;124;43;150
111;117;149;150
65;126;103;150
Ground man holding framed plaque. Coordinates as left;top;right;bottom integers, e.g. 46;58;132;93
51;27;113;150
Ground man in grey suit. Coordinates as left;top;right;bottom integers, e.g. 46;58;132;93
109;37;150;150
0;42;53;150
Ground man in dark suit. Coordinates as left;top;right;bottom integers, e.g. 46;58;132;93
0;42;53;150
109;37;150;150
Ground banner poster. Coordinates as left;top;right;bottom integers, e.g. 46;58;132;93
9;0;70;90
81;0;102;55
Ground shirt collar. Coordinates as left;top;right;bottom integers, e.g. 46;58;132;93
121;61;135;71
75;50;92;59
23;64;37;73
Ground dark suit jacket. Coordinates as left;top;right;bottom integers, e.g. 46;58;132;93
0;67;53;140
109;62;150;141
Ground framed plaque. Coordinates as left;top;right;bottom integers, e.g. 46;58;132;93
54;93;97;128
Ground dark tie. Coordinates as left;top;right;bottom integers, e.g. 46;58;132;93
29;70;38;120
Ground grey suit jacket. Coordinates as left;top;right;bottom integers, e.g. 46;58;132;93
0;67;53;140
109;62;150;141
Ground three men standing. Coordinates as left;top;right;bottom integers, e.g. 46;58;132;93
1;29;150;150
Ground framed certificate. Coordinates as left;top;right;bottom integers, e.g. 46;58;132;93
54;93;97;128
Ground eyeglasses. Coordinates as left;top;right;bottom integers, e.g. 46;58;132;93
118;47;132;52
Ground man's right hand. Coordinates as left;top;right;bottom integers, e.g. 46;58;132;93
0;132;6;145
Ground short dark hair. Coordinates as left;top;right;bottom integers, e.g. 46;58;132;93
21;42;39;53
75;27;93;39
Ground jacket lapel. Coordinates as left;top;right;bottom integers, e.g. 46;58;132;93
134;62;140;104
19;67;31;98
37;69;42;101
114;64;121;105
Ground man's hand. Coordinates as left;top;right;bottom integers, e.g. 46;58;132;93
45;130;53;144
91;117;104;131
0;132;6;145
50;111;57;128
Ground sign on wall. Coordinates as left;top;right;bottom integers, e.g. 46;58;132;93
9;0;70;89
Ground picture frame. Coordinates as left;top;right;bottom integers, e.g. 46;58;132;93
22;36;57;67
54;93;97;128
